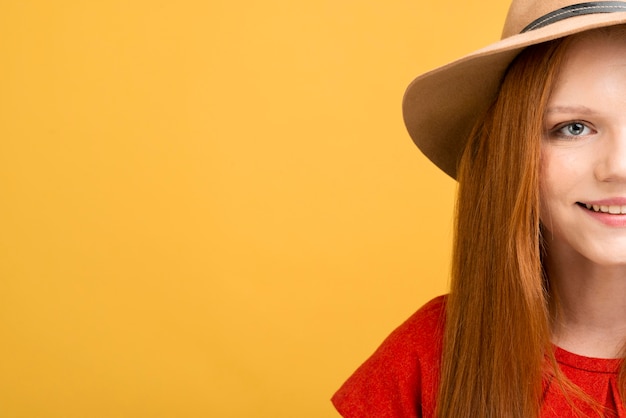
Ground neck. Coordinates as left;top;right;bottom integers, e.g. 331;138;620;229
545;245;626;358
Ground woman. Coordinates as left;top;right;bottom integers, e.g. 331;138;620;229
333;0;626;417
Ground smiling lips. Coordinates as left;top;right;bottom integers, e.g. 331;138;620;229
581;203;626;215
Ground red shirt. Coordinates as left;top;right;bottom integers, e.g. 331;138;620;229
332;296;625;417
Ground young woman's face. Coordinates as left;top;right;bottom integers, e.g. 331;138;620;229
541;31;626;266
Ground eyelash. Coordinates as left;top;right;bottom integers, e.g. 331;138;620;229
549;121;595;139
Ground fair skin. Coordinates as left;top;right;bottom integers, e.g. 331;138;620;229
541;31;626;359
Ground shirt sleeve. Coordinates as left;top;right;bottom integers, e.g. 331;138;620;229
331;296;446;418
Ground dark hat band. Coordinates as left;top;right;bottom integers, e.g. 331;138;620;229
521;1;626;32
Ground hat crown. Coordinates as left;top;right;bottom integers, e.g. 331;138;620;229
502;0;625;36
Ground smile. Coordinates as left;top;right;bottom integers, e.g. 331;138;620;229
579;202;626;214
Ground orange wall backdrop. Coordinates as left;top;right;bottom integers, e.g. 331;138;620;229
1;1;508;417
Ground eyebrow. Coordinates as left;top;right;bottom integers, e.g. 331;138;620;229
545;105;595;115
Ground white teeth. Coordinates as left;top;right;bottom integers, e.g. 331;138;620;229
584;204;626;214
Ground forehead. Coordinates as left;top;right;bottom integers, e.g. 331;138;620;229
551;28;626;93
545;28;626;126
560;27;626;64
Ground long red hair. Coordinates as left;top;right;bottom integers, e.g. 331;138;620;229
437;36;583;417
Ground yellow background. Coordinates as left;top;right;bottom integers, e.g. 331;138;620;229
1;1;508;417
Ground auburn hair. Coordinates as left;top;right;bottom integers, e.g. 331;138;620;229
435;35;607;417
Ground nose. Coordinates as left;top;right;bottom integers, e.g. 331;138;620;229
595;129;626;183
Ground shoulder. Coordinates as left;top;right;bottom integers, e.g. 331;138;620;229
374;295;446;365
332;295;447;418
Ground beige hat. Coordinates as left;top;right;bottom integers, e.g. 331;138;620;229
403;0;626;179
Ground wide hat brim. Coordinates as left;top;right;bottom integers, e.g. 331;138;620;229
403;11;626;179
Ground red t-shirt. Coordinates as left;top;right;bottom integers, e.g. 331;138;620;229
332;296;625;417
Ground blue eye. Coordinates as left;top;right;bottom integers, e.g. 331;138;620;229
551;121;594;139
565;122;586;135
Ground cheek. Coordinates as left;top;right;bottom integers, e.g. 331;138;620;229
539;149;566;226
538;183;554;230
539;147;581;227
